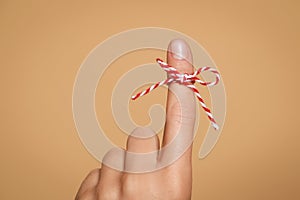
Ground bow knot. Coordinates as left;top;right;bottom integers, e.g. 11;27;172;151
176;73;187;84
131;58;221;130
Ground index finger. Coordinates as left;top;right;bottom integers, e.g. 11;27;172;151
160;39;196;164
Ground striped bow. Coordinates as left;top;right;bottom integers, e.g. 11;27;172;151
131;58;220;130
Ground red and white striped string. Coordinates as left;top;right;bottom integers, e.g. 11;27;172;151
131;58;220;130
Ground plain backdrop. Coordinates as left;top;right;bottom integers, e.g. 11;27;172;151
0;0;299;199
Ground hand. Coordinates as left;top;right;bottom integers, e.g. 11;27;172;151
75;39;196;200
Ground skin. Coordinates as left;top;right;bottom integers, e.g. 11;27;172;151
75;39;196;200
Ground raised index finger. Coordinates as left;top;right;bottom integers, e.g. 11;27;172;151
160;39;196;164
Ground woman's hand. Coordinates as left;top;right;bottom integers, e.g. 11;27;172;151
75;39;196;200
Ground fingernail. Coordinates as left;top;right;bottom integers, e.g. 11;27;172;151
168;39;192;61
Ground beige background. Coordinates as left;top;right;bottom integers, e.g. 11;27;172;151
1;0;299;199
